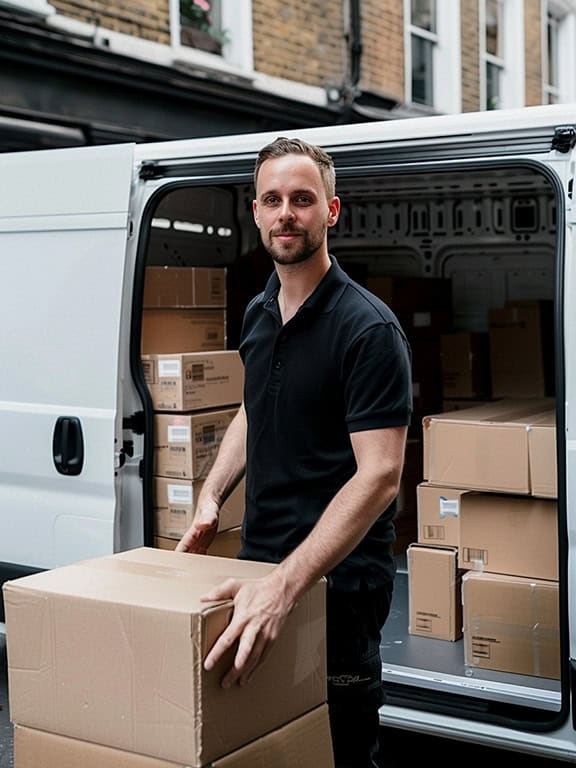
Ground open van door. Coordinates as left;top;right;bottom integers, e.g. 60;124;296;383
0;143;137;588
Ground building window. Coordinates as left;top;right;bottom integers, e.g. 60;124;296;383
480;0;524;110
404;0;461;113
410;0;437;106
483;0;504;109
171;0;253;71
542;1;576;104
544;11;560;103
179;0;223;55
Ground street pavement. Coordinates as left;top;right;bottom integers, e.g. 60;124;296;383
0;627;562;767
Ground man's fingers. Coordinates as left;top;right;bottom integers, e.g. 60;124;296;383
237;632;269;687
200;578;240;603
204;623;241;672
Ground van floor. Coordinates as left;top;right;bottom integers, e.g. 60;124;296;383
380;561;559;712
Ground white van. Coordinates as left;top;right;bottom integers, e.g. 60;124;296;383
0;103;574;761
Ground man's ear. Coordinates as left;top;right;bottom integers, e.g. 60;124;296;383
327;196;341;227
252;199;260;228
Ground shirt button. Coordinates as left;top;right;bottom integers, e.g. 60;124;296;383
274;360;282;369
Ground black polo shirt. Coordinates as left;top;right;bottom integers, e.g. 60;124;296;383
238;256;412;592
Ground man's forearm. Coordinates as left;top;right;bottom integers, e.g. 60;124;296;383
271;426;407;603
200;404;247;507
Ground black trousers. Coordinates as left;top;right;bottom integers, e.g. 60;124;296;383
326;584;393;768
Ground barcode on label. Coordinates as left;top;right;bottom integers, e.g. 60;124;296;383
168;485;193;504
201;425;216;444
168;426;191;443
191;363;205;381
463;547;487;567
159;359;181;378
423;525;445;540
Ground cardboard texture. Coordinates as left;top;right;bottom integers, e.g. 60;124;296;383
408;545;462;641
489;300;554;398
417;482;467;548
3;547;327;767
142;351;243;412
154;477;245;538
459;492;558;581
13;705;335;767
528;410;557;498
154;408;238;479
154;527;242;558
422;398;555;494
440;332;491;399
143;267;227;308
462;571;560;679
141;308;226;354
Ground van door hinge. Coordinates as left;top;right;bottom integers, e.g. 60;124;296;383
140;161;165;180
552;126;576;153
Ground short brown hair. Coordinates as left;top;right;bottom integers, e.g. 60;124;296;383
254;136;336;199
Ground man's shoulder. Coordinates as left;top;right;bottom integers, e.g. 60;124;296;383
340;278;401;326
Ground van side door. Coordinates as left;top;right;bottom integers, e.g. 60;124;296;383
0;143;135;575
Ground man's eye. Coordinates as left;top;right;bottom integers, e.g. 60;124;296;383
264;196;279;205
295;196;312;204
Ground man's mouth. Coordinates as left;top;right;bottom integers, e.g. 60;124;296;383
273;230;301;238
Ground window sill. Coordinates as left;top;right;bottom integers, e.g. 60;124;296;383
0;0;54;17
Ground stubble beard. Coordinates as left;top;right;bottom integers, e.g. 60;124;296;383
264;225;326;266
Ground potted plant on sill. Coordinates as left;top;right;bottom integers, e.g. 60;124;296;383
180;0;223;54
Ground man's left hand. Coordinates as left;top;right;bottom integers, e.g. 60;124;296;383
201;574;294;688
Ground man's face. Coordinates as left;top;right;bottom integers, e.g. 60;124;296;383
253;154;340;266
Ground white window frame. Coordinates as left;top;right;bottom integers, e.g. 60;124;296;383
404;0;461;114
542;0;576;103
479;0;524;110
169;0;253;73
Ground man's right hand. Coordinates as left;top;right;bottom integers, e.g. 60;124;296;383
175;497;220;553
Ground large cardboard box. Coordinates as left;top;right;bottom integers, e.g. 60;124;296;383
459;492;558;581
422;398;555;494
154;408;238;479
154;478;244;538
489;300;554;398
141;308;226;354
13;704;334;767
154;527;242;558
462;571;560;679
143;351;243;412
143;267;227;308
407;544;462;641
440;332;491;399
3;547;327;768
528;410;557;499
417;482;466;548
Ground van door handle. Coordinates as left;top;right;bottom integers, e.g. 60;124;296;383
53;416;84;476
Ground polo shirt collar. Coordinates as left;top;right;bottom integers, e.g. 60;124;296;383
259;255;348;314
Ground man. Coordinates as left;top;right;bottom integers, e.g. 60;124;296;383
176;136;412;767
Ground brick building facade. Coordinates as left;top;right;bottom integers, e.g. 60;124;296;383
0;0;574;152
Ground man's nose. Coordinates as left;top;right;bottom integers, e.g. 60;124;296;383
278;201;295;221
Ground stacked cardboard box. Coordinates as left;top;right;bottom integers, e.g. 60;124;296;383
408;399;560;680
141;266;245;554
437;300;555;409
141;266;228;355
3;547;334;767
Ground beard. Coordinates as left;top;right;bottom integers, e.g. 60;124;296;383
263;223;327;266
